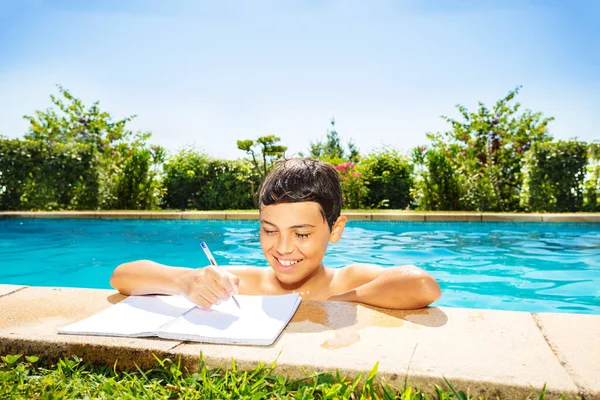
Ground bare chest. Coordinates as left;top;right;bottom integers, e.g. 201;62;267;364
260;269;345;301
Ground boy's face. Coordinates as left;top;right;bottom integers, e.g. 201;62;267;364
259;201;346;286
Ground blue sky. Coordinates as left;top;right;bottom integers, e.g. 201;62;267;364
0;0;598;159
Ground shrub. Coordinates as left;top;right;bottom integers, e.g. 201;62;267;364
521;140;588;212
335;162;368;209
360;148;414;209
360;149;414;209
0;138;100;211
413;147;461;210
584;142;599;211
162;149;259;210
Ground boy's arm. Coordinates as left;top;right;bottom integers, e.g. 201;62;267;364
109;260;249;308
328;264;441;309
109;260;191;296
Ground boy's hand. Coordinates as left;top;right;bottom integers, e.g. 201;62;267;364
177;266;240;309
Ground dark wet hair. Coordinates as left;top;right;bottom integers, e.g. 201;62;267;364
259;158;342;229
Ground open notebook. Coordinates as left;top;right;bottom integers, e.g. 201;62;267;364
59;293;301;346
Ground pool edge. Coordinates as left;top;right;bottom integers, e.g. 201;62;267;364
1;211;599;222
1;285;598;398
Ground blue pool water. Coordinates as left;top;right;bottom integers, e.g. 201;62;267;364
1;219;599;314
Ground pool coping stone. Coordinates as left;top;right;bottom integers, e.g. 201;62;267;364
534;313;600;399
2;286;599;399
1;211;599;222
0;284;26;298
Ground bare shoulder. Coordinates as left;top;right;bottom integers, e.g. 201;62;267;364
333;264;426;291
333;263;385;291
337;263;384;276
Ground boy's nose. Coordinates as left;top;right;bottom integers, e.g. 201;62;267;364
275;235;294;254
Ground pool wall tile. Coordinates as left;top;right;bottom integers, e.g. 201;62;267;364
226;211;259;220
97;212;145;219
424;213;482;221
0;212;33;219
2;211;600;222
149;212;183;219
534;313;600;399
481;213;543;222
371;213;426;221
542;214;600;223
181;212;227;219
343;213;372;220
33;211;99;219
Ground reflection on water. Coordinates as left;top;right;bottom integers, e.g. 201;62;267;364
1;219;599;314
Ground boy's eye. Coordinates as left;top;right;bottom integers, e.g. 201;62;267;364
295;232;311;239
262;228;277;235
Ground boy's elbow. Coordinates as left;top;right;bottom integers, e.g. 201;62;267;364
421;274;442;307
109;261;136;294
109;270;120;292
382;266;442;309
391;266;441;308
109;265;123;292
414;274;441;308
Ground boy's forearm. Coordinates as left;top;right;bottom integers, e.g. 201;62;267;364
109;260;189;296
329;268;441;309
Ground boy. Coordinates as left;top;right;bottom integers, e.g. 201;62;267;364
110;158;441;309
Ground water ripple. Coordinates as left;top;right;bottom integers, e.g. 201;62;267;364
1;219;599;314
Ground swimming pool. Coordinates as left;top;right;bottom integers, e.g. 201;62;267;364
1;219;599;314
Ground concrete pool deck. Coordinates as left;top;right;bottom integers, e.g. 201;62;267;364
0;285;599;399
1;211;599;398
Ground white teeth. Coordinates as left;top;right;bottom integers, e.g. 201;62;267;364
279;259;299;266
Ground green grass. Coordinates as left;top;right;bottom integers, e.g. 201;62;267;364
0;354;569;400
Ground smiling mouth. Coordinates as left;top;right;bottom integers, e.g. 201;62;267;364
274;257;303;269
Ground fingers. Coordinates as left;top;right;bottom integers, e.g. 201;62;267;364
182;266;240;309
205;266;240;298
204;281;229;303
184;282;224;309
213;273;240;297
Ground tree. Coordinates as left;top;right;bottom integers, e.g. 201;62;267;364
426;86;553;211
22;85;164;209
308;118;360;164
23;85;149;155
237;135;287;180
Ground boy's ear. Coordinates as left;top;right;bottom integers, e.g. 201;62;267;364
329;215;347;243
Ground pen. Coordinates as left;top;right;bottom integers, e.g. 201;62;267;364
200;242;241;309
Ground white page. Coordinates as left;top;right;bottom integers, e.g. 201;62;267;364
59;295;195;337
158;293;301;345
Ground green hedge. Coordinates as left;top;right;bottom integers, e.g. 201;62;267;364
360;149;414;209
2;137;597;213
413;148;461;211
584;143;599;211
521;140;588;212
161;150;259;210
0;139;100;210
